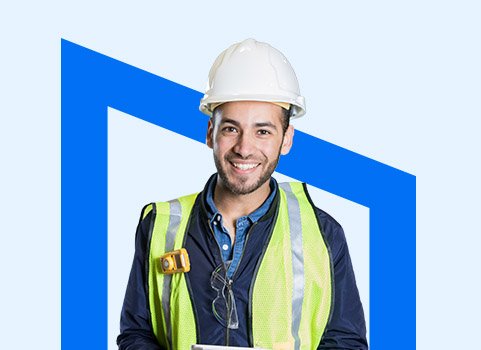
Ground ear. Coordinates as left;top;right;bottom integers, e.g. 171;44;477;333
280;125;294;155
206;118;214;149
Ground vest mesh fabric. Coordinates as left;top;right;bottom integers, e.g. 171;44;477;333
147;183;332;350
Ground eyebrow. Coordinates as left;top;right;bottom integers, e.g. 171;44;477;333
221;118;278;129
220;118;241;126
255;122;277;129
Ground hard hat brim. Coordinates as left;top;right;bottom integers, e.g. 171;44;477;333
200;94;306;119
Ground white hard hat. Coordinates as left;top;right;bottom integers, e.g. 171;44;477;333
199;38;306;118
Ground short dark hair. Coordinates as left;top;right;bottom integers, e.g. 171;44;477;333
211;104;291;135
280;107;291;135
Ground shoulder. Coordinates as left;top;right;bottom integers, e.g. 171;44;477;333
133;203;156;250
139;202;155;221
302;189;349;264
278;181;349;262
138;192;203;226
312;206;344;241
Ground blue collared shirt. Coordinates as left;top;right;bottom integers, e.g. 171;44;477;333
205;175;277;278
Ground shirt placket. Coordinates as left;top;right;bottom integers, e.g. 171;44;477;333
212;213;232;262
227;217;249;278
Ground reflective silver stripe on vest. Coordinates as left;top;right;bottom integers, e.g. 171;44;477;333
162;199;182;350
279;183;305;350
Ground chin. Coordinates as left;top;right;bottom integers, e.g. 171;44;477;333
223;176;266;196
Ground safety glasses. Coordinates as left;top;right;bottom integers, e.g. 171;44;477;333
210;263;239;329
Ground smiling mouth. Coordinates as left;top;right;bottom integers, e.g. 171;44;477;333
231;162;260;171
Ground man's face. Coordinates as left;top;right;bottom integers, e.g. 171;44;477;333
206;101;294;196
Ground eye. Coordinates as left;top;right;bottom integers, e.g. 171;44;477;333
222;126;238;133
257;129;271;136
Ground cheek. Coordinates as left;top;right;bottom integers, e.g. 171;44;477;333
214;135;236;150
212;139;229;155
265;139;284;155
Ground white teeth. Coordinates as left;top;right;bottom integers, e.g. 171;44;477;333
233;163;258;170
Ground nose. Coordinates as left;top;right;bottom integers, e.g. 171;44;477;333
232;132;255;158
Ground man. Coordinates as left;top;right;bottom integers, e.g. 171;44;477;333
117;38;368;350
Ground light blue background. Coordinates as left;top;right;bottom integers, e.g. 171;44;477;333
1;1;480;349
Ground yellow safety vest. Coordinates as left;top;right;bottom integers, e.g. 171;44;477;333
144;182;333;350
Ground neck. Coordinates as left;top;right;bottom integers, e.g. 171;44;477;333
213;179;271;221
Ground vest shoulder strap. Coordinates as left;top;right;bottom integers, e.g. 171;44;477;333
253;182;333;350
148;192;199;350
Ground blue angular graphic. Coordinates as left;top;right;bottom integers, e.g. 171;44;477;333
61;39;416;350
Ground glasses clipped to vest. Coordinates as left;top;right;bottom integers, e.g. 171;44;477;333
211;263;239;329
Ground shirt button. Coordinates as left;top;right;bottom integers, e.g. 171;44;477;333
222;244;229;251
216;215;221;222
